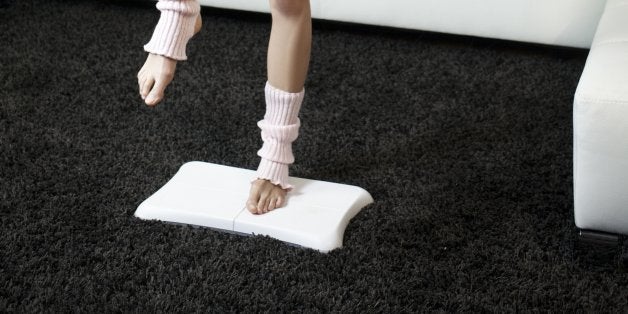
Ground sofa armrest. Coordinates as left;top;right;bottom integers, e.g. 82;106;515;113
573;0;628;235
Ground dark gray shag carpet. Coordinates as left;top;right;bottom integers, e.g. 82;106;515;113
1;0;627;311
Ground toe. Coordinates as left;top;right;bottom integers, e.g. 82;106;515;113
275;195;284;209
146;76;171;106
268;198;276;211
246;201;258;214
247;183;262;214
246;196;259;215
141;77;154;103
145;92;162;106
137;73;146;97
257;195;269;214
256;199;264;214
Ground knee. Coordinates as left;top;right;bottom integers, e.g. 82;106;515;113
270;0;308;18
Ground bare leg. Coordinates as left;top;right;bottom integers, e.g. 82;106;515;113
246;0;312;214
267;0;312;92
137;15;203;106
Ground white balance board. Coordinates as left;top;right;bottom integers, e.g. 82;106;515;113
134;161;374;252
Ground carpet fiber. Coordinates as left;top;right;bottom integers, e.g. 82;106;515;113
1;0;627;311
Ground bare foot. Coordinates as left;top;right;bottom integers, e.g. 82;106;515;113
136;14;202;106
137;53;177;106
246;179;288;215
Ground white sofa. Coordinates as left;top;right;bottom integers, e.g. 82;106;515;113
574;0;628;237
195;0;628;237
199;0;606;48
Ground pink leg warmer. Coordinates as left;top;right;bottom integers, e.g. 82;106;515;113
254;82;304;190
143;0;200;61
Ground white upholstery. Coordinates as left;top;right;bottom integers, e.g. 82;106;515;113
198;0;606;48
573;0;628;235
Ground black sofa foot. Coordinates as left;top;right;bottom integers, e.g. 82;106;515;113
575;229;624;269
578;229;620;245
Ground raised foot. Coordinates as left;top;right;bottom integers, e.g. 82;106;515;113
136;14;202;106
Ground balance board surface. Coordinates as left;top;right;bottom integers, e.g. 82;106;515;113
134;161;374;252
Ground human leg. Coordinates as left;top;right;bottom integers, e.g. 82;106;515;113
246;0;312;214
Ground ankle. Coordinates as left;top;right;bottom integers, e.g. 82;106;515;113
194;14;202;35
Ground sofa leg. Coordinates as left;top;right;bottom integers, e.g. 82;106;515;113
575;229;624;269
578;229;620;245
622;242;628;270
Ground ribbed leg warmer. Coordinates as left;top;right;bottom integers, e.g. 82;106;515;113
254;82;304;190
143;0;200;61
